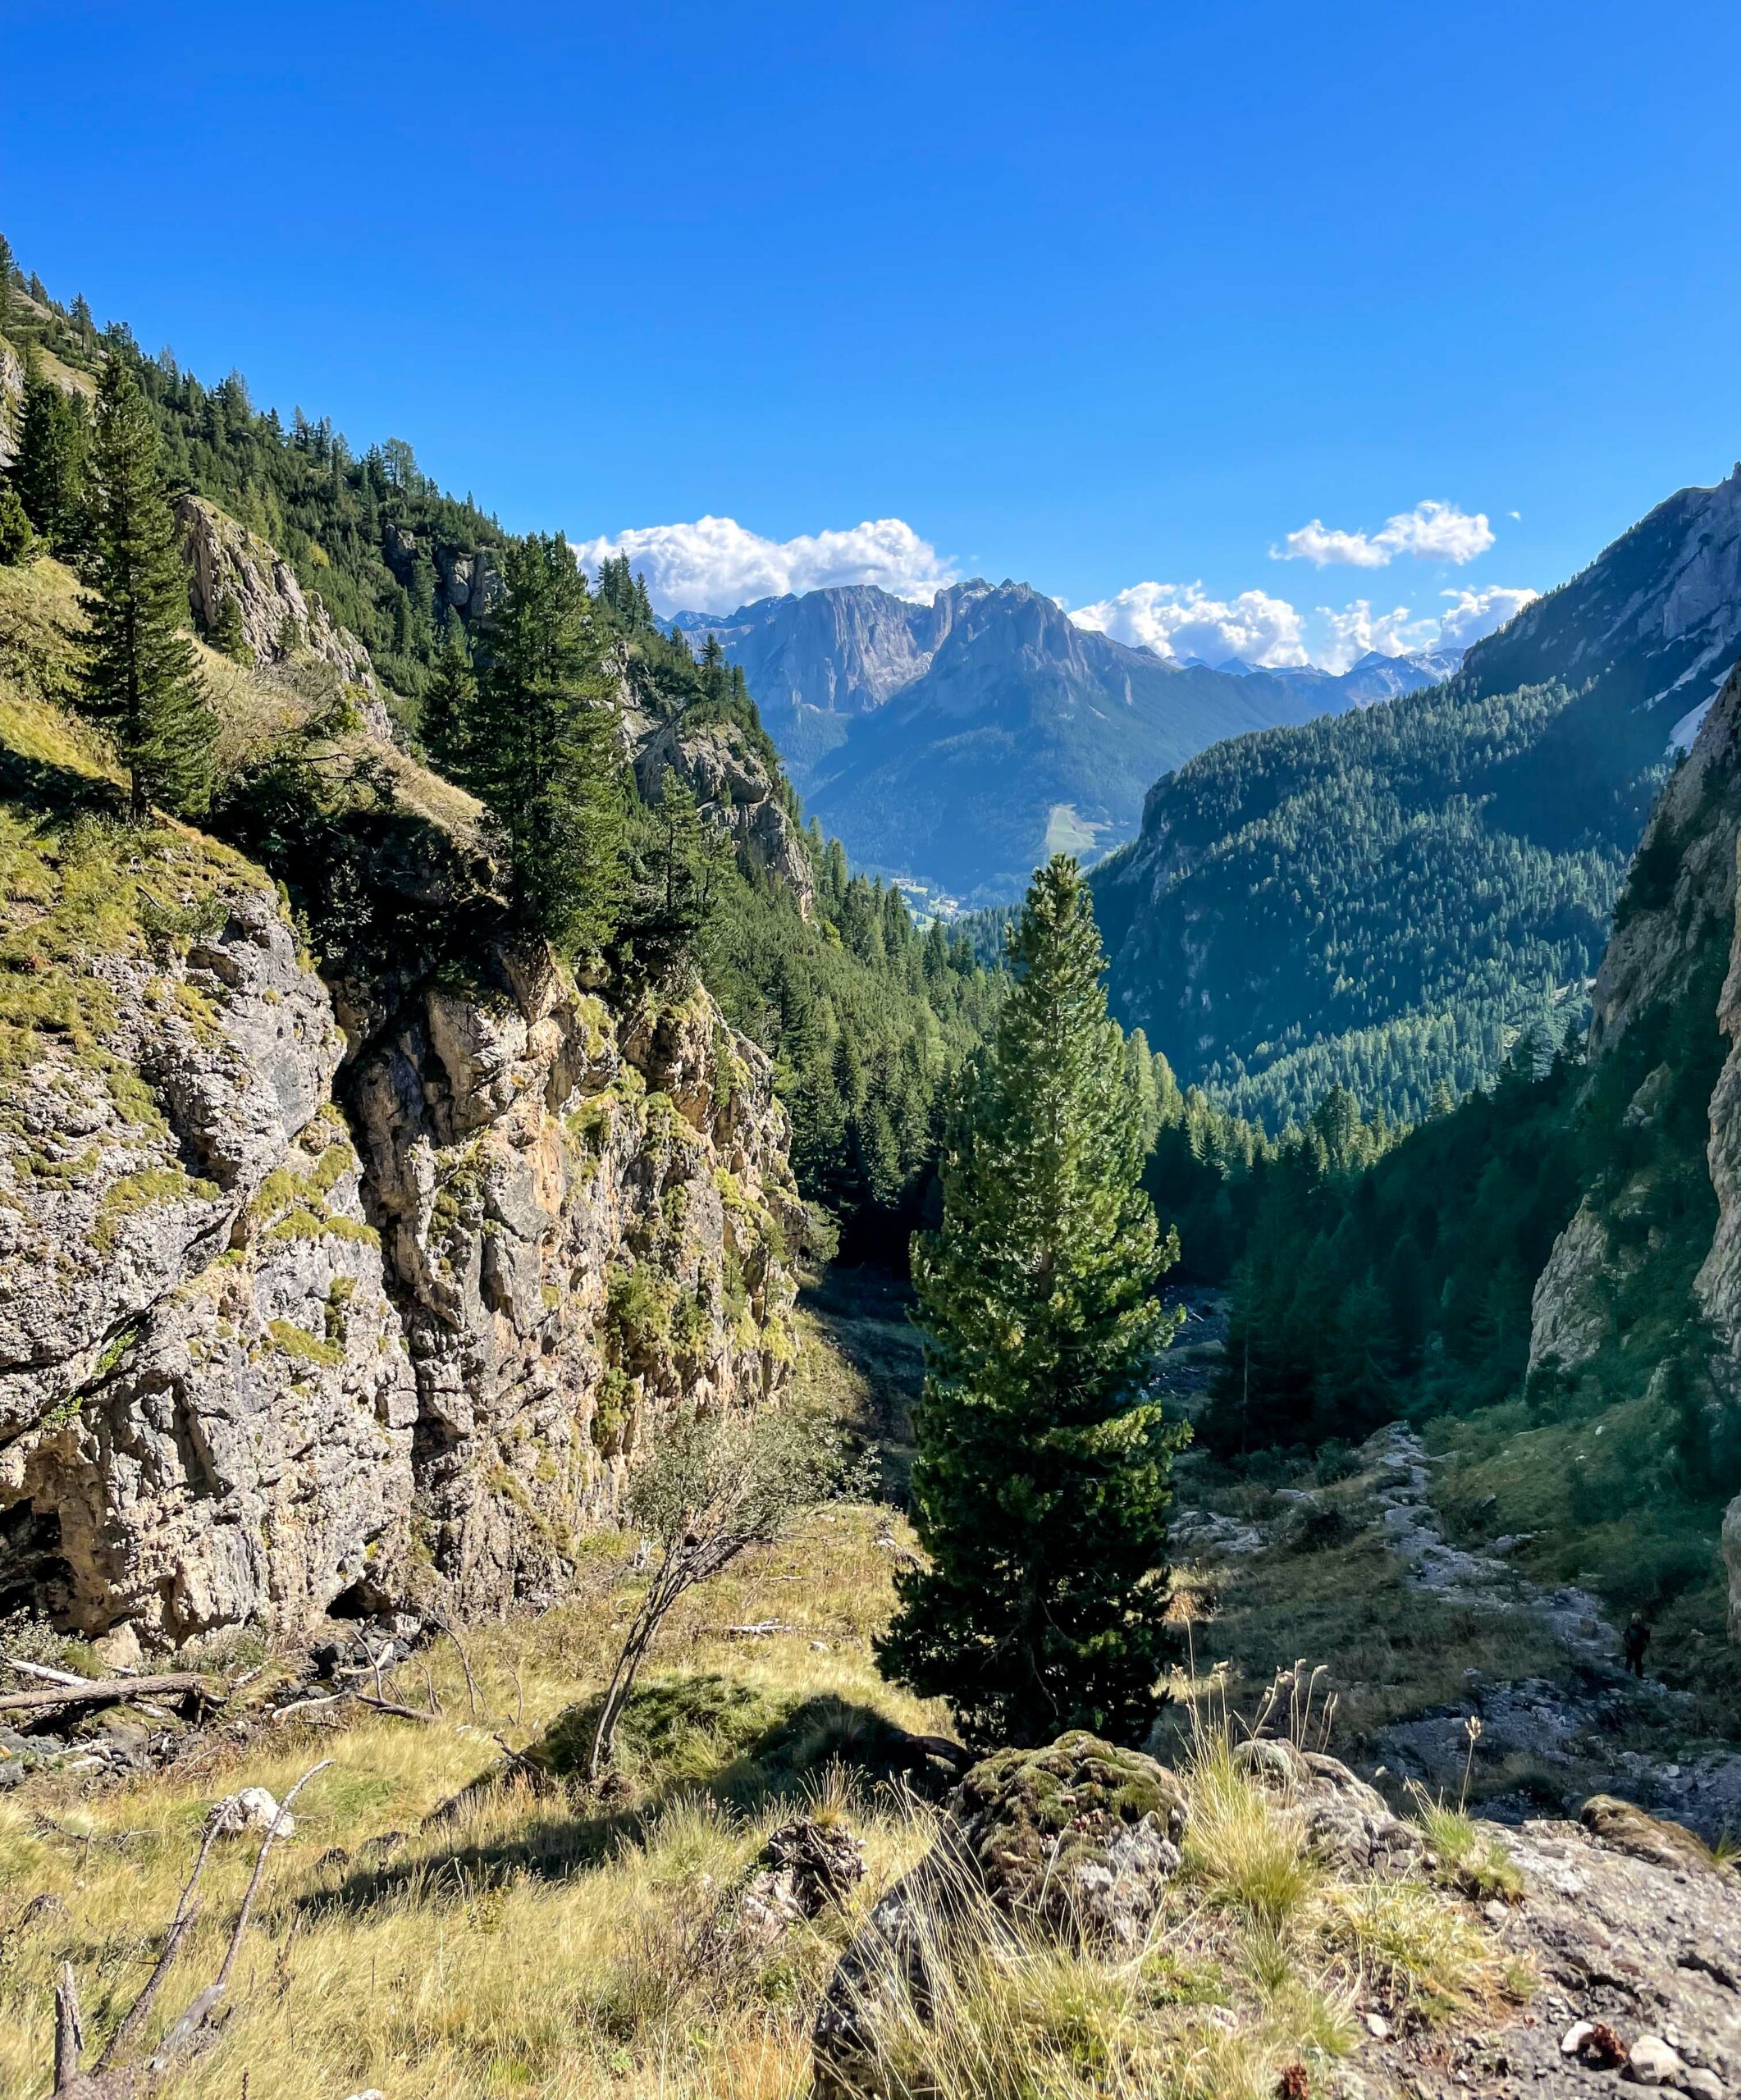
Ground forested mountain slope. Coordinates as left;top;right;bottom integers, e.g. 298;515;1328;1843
1198;655;1741;1699
1091;465;1741;1128
684;579;1369;904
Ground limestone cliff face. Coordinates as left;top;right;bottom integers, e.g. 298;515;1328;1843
176;495;392;739
1;840;800;1646
633;716;816;920
353;953;802;1612
1522;659;1741;1633
0;338;22;469
0;864;416;1643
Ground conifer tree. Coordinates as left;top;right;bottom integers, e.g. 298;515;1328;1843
470;531;626;951
80;344;216;820
0;481;32;565
877;856;1185;1747
207;588;249;660
14;345;88;550
421;621;476;780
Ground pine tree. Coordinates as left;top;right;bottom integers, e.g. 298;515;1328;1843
207;589;249;660
14;345;88;550
421;622;476;780
470;532;626;951
80;343;216;820
0;480;32;565
877;856;1185;1747
0;234;13;338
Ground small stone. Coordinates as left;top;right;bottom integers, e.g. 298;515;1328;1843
93;1623;143;1672
1682;2071;1725;2100
1364;2010;1391;2038
1625;2034;1687;2087
1483;1898;1509;1925
212;1786;292;1839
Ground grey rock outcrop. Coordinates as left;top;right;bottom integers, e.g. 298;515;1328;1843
436;546;503;623
1;815;801;1643
1528;1197;1625;1379
176;495;392;738
351;950;802;1614
0;872;416;1643
633;715;816;919
0;337;22;469
814;1732;1190;2099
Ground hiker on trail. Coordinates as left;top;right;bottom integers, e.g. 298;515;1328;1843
1624;1611;1651;1678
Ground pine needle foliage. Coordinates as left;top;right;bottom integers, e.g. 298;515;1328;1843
79;339;216;820
469;531;627;952
878;855;1186;1747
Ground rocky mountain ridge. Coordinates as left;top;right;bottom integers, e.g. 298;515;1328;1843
674;579;1378;902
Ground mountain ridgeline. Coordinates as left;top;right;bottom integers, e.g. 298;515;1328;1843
683;580;1438;906
1091;465;1741;1129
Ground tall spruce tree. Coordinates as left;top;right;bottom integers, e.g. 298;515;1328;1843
14;345;88;551
421;620;477;781
80;343;216;820
470;532;625;950
877;856;1185;1747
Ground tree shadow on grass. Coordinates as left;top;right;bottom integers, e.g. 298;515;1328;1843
0;742;126;823
297;1684;968;1923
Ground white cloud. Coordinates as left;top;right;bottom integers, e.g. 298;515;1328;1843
1315;599;1442;673
1070;576;1539;675
1436;584;1538;649
570;514;957;616
1275;500;1496;568
1070;581;1309;668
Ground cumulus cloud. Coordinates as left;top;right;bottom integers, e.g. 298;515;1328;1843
570;514;957;616
1315;600;1442;673
1436;584;1538;649
1275;500;1496;568
1069;576;1538;675
1069;581;1309;668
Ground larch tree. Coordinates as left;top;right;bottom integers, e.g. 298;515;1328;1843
876;854;1186;1749
80;341;216;820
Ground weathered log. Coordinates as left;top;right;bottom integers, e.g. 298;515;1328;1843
0;1672;220;1716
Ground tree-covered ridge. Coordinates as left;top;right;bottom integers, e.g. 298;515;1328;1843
0;261;505;705
1091;672;1634;1130
0;247;999;1267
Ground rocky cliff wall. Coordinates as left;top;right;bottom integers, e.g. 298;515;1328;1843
176;496;393;739
633;714;816;920
352;949;802;1614
0;819;802;1648
1524;660;1741;1632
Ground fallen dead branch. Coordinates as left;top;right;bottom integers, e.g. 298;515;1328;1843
0;1673;221;1718
49;1760;330;2098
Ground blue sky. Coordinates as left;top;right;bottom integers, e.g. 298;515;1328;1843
7;0;1741;664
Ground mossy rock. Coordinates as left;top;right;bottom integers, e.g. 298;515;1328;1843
953;1730;1190;1910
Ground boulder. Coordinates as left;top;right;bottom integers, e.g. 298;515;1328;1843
1232;1737;1424;1876
1580;1794;1726;1879
212;1786;292;1839
738;1815;867;1941
813;1733;1188;2099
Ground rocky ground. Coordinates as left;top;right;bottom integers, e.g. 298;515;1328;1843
1162;1294;1741;1845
